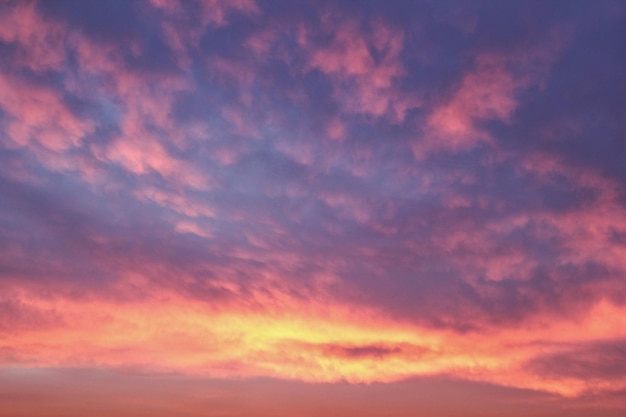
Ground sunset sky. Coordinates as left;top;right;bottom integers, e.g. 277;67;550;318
1;0;626;415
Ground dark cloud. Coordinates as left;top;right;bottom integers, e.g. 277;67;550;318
321;343;404;359
0;299;62;332
528;340;626;381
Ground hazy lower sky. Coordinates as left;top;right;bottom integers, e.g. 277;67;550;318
1;0;626;416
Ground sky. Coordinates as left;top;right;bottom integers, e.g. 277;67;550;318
1;0;626;415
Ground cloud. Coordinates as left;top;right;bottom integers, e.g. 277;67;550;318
304;16;419;122
528;340;626;382
0;1;66;71
320;343;409;360
426;56;517;146
0;73;94;151
1;0;626;412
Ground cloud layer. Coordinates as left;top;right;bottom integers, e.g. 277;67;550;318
1;0;626;415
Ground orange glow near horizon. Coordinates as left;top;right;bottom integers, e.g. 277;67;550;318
4;285;626;398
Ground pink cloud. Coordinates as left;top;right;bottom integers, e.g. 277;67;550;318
245;28;276;55
149;0;260;68
65;34;212;189
174;220;213;239
0;73;94;151
415;28;568;157
309;22;374;77
199;0;260;27
134;186;216;218
326;117;346;141
418;57;520;155
305;18;419;122
149;0;259;25
209;56;258;106
221;105;261;138
434;62;517;129
0;1;66;72
105;137;208;189
0;3;207;193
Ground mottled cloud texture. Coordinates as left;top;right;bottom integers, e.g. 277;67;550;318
1;0;626;415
